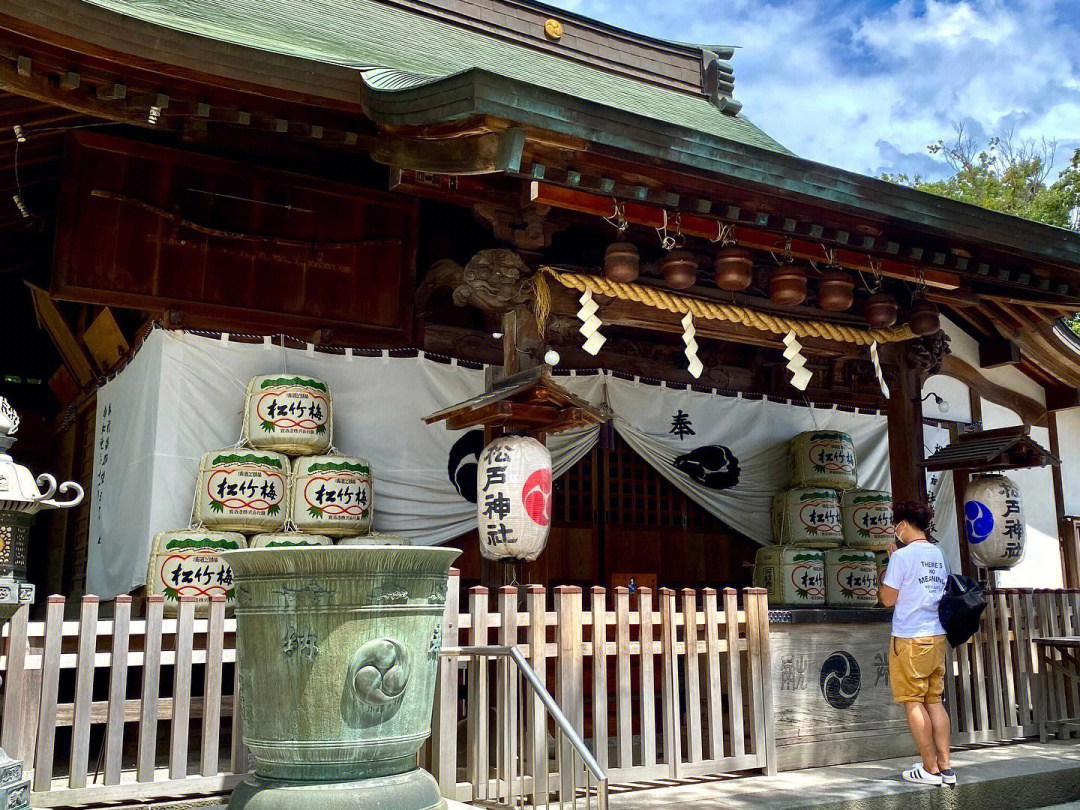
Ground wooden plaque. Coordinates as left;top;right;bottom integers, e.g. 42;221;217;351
52;133;418;343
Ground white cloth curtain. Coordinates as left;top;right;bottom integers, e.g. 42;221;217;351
87;330;603;598
87;329;954;598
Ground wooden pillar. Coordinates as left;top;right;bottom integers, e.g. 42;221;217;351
886;349;928;504
1048;412;1080;588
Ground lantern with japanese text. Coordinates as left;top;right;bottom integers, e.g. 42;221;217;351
194;449;288;533
963;473;1026;569
772;487;843;548
840;489;895;550
289;455;373;537
249;532;333;548
476;435;552;562
147;529;247;615
789;430;858;490
753;545;824;606
825;549;879;607
242;375;332;456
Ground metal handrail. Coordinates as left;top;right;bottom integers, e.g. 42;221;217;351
443;644;609;810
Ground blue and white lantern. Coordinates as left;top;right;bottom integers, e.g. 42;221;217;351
963;473;1026;569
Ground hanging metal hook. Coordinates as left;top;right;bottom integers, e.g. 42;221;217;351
710;221;735;245
656;210;677;251
603;198;628;235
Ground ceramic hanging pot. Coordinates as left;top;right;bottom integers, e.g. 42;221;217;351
908;298;941;335
864;292;898;328
604;241;640;282
817;269;854;311
662;250;698;289
769;266;808;306
713;246;754;291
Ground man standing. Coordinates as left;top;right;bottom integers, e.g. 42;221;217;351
879;501;954;786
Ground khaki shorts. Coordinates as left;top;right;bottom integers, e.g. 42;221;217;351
889;635;946;704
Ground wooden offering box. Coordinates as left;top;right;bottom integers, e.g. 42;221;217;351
769;608;916;770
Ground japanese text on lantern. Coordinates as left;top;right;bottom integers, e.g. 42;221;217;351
481;444;514;548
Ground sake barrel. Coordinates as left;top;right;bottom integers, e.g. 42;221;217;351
288;455;373;537
789;430;857;490
964;473;1026;569
874;550;890;606
147;529;246;615
250;532;333;548
772;487;843;548
340;533;411;546
753;545;824;606
194;449;288;533
825;548;879;607
242;375;332;455
841;489;895;550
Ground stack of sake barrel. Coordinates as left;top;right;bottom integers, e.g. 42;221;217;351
147;374;377;614
754;430;894;608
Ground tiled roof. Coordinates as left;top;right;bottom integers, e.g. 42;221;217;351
923;427;1059;472
78;0;790;154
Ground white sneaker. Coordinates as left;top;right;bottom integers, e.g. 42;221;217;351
910;763;956;785
902;765;943;785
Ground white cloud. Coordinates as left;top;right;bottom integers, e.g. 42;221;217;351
546;0;1080;179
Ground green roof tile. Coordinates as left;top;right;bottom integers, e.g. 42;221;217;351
78;0;790;154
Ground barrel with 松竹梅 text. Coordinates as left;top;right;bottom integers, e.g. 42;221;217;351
825;548;879;607
194;449;288;533
242;375;332;456
788;430;858;491
840;489;895;550
289;455;373;537
753;545;825;606
249;532;333;548
772;487;843;548
147;529;246;615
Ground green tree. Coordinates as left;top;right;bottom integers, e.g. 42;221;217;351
882;124;1080;231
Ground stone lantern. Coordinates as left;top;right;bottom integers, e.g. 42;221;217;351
0;397;84;810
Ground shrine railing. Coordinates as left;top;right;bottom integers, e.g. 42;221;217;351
427;580;777;804
944;588;1080;745
2;582;1077;808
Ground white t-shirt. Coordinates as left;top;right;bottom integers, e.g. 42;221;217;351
882;541;947;638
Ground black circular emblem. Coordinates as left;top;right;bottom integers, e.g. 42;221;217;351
819;651;861;710
672;445;741;490
447;429;485;503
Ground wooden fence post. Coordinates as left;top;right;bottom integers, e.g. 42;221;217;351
590;587;609;774
701;588;725;761
555;586;583;801
498;586;519;801
201;596;227;776
431;569;460;799
104;595;132;785
681;589;702;767
659;588;681;778
638;588;656;770
137;595;164;783
0;604;30;765
722;588;744;759
614;586;632;770
69;595;99;789
32;595;65;792
466;587;490;801
527;585;548;804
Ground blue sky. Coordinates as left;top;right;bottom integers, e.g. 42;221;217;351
547;0;1080;180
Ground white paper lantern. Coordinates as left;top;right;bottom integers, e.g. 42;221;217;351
242;374;332;455
289;455;373;537
476;435;551;562
194;449;288;533
964;473;1026;569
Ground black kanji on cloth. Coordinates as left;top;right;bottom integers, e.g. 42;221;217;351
670;409;695;440
673;445;741;490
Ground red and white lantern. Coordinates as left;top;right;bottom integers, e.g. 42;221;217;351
476;435;552;562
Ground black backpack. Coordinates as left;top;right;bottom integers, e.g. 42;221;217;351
938;574;987;648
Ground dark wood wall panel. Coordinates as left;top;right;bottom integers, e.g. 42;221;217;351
52;133;419;343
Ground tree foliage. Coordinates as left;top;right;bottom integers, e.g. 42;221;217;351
882;125;1080;231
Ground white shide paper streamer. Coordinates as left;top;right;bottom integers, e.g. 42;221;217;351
577;290;607;356
681;312;703;379
783;331;812;391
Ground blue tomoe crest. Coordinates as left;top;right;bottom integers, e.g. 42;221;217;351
964;500;994;544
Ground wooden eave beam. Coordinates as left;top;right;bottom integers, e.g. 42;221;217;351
529;181;961;290
937;354;1047;427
